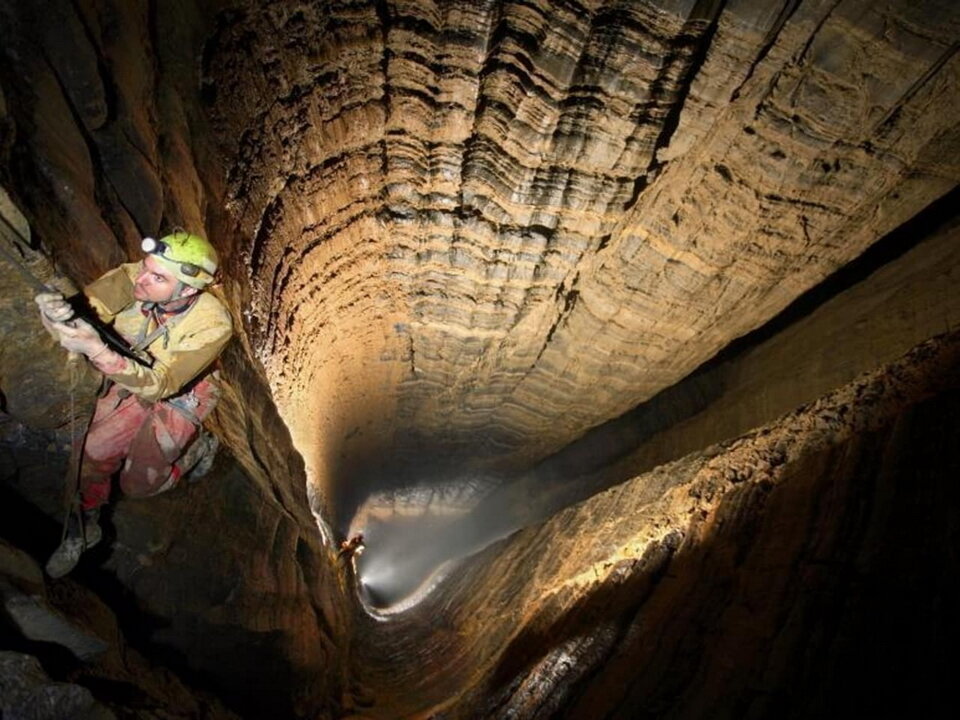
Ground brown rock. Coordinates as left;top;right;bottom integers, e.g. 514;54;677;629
0;1;958;718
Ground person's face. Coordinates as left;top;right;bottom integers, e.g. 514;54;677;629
133;255;192;303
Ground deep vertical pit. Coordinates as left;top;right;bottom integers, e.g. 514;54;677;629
1;1;959;718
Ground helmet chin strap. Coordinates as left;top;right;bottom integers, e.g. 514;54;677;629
143;280;193;312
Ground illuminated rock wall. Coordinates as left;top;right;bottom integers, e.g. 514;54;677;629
1;1;958;718
201;0;960;510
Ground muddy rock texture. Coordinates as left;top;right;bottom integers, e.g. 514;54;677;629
0;1;958;719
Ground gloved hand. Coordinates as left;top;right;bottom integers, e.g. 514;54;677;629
36;293;68;340
50;317;107;358
35;292;74;323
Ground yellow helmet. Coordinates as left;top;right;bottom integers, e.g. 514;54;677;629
141;231;218;288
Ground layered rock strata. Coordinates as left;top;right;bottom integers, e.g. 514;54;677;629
203;0;960;514
0;2;349;716
0;1;957;719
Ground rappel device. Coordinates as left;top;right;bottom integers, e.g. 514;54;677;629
0;208;152;367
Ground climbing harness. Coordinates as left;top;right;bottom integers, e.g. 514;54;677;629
4;191;224;573
132;294;200;353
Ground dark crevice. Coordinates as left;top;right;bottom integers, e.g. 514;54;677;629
714;163;734;182
623;0;729;211
545;272;581;343
35;49;129;259
408;333;417;379
4;2;960;717
729;0;803;102
483;532;682;716
67;0;119;126
648;0;726;162
873;40;960;136
763;192;834;212
792;0;843;68
705;183;959;366
460;0;504;215
375;0;392;223
0;471;273;718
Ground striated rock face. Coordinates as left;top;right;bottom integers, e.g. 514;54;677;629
1;0;958;718
202;0;960;511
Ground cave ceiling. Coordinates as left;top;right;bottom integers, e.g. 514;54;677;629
200;0;960;516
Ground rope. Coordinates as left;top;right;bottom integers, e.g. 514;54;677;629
58;356;93;546
0;209;83;544
2;216;152;367
0;213;50;294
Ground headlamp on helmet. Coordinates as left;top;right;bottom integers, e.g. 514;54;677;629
141;231;218;288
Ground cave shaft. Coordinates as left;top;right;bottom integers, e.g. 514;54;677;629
0;0;958;718
201;0;960;515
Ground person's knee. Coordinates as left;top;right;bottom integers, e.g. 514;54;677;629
118;459;179;498
83;431;128;464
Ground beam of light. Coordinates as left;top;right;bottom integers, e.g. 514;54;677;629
350;480;534;613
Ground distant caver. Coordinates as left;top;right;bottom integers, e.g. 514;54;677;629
36;231;233;578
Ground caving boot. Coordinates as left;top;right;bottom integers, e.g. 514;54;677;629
45;508;101;579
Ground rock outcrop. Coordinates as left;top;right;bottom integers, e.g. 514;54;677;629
1;1;348;716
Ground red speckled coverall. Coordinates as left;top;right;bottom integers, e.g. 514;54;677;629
75;263;232;510
78;379;220;509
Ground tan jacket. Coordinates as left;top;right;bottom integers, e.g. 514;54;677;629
84;263;232;403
